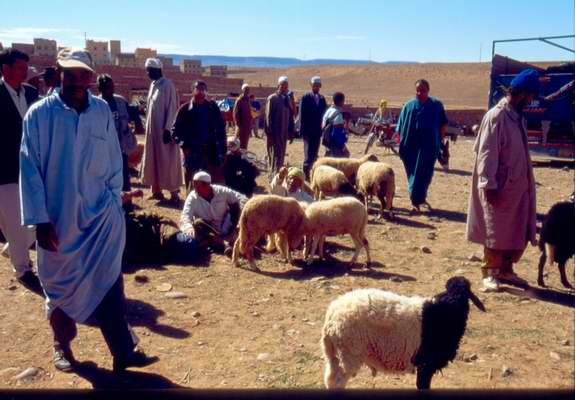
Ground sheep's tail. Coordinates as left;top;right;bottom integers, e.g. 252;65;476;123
322;333;345;389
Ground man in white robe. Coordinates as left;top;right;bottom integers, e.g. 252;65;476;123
140;58;183;203
19;48;157;374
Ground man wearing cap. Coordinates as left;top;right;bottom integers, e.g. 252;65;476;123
172;80;227;191
466;68;540;292
299;76;327;180
141;57;182;203
180;171;247;256
20;48;157;373
0;49;40;293
233;83;253;150
222;137;260;197
264;76;291;182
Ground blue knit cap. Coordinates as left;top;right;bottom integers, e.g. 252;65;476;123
510;68;540;94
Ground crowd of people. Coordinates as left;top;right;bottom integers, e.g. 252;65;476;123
0;45;544;376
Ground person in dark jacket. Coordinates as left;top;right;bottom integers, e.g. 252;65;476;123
222;137;260;197
0;49;40;293
172;80;227;192
299;76;327;180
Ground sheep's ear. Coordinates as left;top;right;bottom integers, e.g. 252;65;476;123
469;292;486;312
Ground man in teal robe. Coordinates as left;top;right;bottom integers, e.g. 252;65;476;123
396;79;448;212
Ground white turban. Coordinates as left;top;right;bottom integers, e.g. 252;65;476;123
241;83;249;91
310;76;321;84
145;58;163;69
278;76;288;84
192;171;211;184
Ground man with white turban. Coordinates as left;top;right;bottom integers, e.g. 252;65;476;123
141;57;183;203
299;76;327;180
264;76;291;181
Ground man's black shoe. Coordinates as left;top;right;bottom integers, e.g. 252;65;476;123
113;350;159;373
17;271;44;296
53;347;76;373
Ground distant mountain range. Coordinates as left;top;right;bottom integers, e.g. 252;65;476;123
161;54;417;68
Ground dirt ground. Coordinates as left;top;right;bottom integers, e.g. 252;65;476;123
231;62;556;110
0;134;574;390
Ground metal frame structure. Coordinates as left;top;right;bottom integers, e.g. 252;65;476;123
492;35;575;58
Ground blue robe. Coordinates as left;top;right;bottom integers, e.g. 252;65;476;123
397;96;447;206
20;90;125;323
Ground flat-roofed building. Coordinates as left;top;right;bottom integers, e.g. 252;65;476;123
135;48;157;68
33;38;57;58
85;39;110;64
207;65;228;78
180;59;202;74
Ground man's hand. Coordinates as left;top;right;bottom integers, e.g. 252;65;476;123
37;223;59;252
484;188;498;205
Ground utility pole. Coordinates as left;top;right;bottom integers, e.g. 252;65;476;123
479;43;482;63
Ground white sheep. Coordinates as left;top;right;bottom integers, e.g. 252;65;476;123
231;195;305;271
300;197;370;266
321;277;486;389
312;154;379;186
311;165;362;201
356;161;396;219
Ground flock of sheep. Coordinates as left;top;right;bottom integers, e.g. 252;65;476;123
227;152;575;389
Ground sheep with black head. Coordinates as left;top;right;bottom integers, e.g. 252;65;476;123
321;276;485;389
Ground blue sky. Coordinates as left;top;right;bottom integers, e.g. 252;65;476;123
1;0;573;62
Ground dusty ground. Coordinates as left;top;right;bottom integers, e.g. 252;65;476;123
0;134;574;390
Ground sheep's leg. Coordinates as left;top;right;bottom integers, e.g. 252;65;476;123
231;239;241;268
319;236;326;260
558;261;573;289
306;235;319;265
303;235;311;259
416;366;435;390
278;232;292;264
545;243;556;266
363;237;371;265
245;243;260;271
537;251;547;287
265;234;276;253
386;188;395;219
349;234;362;265
378;194;385;220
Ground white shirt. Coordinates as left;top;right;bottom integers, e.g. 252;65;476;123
269;173;314;204
2;77;28;118
180;184;247;236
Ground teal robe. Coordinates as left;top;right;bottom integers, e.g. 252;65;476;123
397;96;447;206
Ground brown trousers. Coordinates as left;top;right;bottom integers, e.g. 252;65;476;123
482;247;525;277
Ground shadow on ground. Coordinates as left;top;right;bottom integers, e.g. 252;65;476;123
126;299;191;339
500;285;575;309
434;167;472;177
73;361;183;389
251;254;416;283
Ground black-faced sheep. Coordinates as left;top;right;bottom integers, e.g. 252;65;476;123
311;165;363;201
312;154;379;186
537;200;575;289
356;161;396;220
232;195;305;270
300;197;370;266
321;276;486;389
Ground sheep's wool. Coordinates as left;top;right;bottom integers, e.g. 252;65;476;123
323;288;427;373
